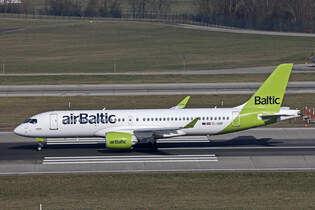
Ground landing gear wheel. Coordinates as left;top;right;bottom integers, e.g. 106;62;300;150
36;142;45;151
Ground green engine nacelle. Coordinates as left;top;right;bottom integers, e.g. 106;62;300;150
106;132;134;150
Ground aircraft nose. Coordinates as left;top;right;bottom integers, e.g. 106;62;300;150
14;125;23;136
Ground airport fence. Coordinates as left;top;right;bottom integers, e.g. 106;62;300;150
0;11;314;33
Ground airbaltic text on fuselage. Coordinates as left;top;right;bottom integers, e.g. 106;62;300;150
255;96;280;105
62;113;116;124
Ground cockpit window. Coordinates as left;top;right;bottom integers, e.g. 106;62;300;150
23;119;38;124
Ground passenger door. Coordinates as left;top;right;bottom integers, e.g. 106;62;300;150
50;113;58;130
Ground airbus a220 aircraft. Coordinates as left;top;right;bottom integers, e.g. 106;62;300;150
14;64;300;151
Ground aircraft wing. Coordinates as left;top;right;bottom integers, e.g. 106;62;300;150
94;118;199;139
170;96;190;109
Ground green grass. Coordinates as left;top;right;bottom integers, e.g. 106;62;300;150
0;18;314;73
1;94;313;130
0;73;314;85
0;172;315;209
0;16;77;28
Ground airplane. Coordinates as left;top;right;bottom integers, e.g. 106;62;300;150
14;64;300;151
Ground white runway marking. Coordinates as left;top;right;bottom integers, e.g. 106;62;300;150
43;154;218;165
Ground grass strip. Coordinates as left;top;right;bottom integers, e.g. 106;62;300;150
0;172;315;209
1;19;314;73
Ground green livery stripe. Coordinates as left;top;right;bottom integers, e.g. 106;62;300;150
218;64;293;135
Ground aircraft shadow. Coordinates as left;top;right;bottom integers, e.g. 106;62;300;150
158;136;280;148
8;136;281;154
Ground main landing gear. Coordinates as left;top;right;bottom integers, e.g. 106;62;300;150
149;141;158;151
207;135;212;142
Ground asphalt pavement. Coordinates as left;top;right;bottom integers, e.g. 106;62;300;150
1;128;315;174
0;81;314;96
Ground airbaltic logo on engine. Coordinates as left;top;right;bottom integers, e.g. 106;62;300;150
62;113;116;124
110;140;127;144
255;96;280;105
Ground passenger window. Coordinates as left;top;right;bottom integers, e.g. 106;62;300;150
151;118;154;121
202;117;205;120
155;118;158;121
218;117;221;120
210;117;213;120
147;118;150;121
223;117;225;120
143;118;146;121
167;118;169;121
214;117;217;120
163;118;166;121
206;117;209;120
159;118;162;121
227;117;229;120
171;118;173;121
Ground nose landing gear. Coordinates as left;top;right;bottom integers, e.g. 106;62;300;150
36;138;46;151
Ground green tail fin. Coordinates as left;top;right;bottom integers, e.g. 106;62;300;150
242;64;293;113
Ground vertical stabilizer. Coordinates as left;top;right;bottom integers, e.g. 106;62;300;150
242;64;293;113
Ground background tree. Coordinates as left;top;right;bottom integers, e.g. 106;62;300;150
85;0;100;17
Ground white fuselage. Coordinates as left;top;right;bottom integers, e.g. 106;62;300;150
14;108;240;138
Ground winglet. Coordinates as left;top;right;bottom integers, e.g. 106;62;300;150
183;117;200;129
171;96;190;109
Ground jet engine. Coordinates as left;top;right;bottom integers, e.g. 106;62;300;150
105;132;138;150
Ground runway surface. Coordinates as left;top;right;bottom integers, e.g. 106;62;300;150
0;64;313;76
1;128;315;174
1;81;315;97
